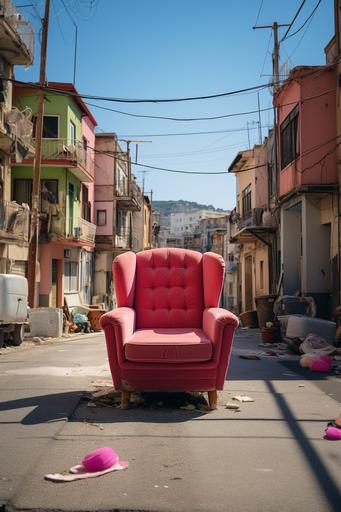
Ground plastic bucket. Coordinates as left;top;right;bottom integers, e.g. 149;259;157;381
255;295;277;329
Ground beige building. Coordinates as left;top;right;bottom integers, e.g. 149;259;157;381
0;0;34;276
228;145;276;312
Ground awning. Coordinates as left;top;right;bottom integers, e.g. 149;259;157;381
230;226;276;246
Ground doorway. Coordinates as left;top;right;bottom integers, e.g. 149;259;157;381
52;259;58;307
244;254;253;311
68;183;74;236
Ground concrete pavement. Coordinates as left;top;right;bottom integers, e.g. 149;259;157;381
0;330;340;512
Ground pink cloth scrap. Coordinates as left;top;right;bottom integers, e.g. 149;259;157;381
45;461;128;482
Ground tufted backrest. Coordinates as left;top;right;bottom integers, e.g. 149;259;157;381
135;248;204;329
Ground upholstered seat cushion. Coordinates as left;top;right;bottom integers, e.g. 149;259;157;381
124;328;212;363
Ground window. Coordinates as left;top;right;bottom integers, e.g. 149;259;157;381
82;185;91;221
228;282;233;296
241;184;252;219
260;260;264;289
97;210;107;226
280;106;299;169
33;115;59;138
64;261;79;292
13;179;32;206
82;136;88;165
41;180;58;212
228;253;234;262
69;121;76;145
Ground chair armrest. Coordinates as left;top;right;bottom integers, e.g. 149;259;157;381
100;307;135;343
203;307;239;341
203;307;239;362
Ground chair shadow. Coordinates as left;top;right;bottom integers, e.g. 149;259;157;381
0;391;84;425
0;390;209;425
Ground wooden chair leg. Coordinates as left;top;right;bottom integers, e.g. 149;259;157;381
208;390;218;410
121;391;131;410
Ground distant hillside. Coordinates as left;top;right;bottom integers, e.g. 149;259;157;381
153;200;225;217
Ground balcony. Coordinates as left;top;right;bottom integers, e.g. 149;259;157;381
0;0;34;65
74;218;96;245
20;138;94;182
115;228;131;250
115;182;141;211
0;107;34;159
40;214;96;246
0;200;29;243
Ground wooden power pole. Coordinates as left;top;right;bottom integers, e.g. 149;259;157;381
28;0;51;307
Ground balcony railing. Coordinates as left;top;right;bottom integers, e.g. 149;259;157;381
1;107;34;158
37;138;94;175
74;217;96;244
115;228;131;249
0;200;29;242
0;0;34;65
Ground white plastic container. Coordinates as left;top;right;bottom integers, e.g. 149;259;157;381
0;274;28;323
286;315;336;342
29;308;63;338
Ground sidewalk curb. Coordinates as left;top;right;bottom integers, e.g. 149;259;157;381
0;332;102;356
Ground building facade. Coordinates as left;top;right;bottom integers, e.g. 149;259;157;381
0;0;34;276
228;145;277;313
12;83;97;307
93;133;150;308
274;65;337;318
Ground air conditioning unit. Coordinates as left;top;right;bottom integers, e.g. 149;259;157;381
74;227;82;238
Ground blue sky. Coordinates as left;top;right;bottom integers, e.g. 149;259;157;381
14;0;334;209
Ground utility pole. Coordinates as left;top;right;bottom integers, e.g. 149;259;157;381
253;21;289;295
334;0;341;305
28;0;50;307
257;91;262;143
253;22;290;92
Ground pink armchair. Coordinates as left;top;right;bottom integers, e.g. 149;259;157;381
100;248;239;409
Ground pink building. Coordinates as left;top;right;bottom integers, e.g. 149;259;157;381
274;66;338;316
93;133;143;308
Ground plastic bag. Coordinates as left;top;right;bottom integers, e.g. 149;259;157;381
299;333;336;356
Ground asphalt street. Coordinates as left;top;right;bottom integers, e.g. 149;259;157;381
0;330;340;512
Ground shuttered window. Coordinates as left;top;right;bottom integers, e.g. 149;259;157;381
280;106;300;169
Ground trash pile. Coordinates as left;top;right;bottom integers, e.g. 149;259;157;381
86;385;210;411
324;414;341;441
298;333;339;373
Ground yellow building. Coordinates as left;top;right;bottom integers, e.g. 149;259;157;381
228;145;277;313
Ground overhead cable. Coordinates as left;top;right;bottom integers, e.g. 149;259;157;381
281;0;307;42
281;0;322;42
7;65;331;104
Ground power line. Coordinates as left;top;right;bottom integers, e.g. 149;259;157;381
91;133;340;177
281;0;322;42
254;0;264;27
260;31;272;77
6;64;334;106
11;77;268;103
85;100;271;122
116;125;270;139
281;0;307;41
86;83;335;122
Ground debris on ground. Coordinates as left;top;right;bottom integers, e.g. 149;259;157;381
91;379;113;388
180;404;196;411
45;447;128;482
300;353;333;373
85;389;210;411
225;403;240;411
239;354;261;360
327;414;341;428
324;426;341;440
232;395;255;403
